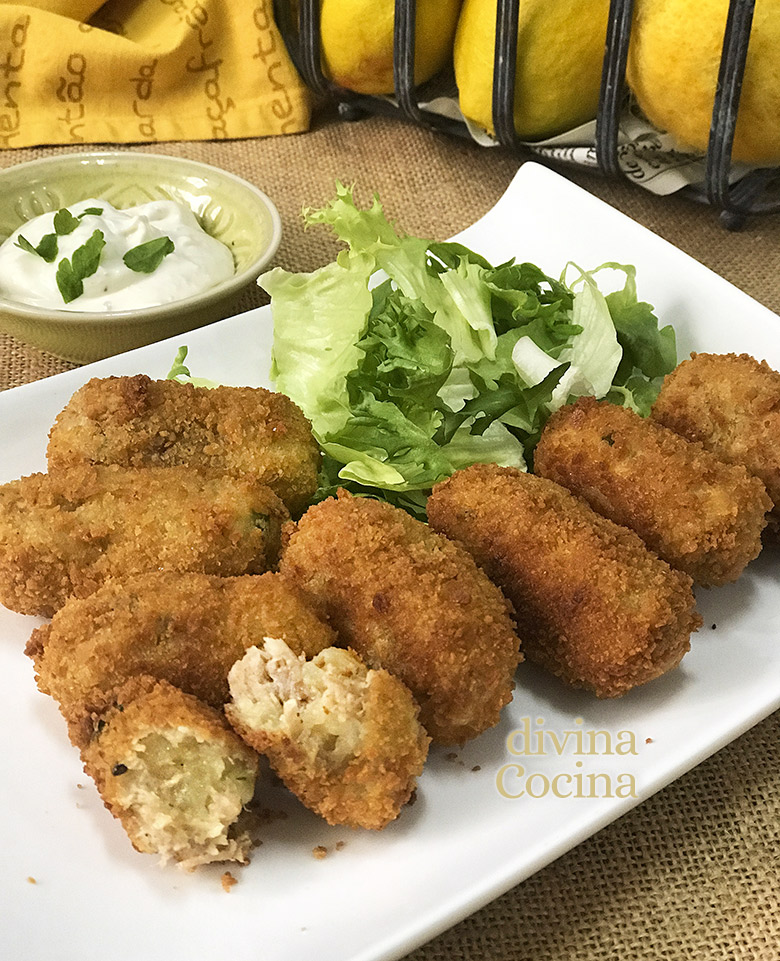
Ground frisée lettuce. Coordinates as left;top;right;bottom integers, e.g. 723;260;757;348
260;183;676;518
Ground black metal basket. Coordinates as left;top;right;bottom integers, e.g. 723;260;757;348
274;0;779;229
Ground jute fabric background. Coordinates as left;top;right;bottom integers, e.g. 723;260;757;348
1;109;779;959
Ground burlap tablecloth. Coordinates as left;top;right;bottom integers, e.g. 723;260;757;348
1;110;779;960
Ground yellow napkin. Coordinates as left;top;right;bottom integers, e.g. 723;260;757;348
0;0;311;148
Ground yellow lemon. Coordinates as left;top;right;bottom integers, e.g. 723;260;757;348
320;0;462;96
454;0;611;141
627;0;780;164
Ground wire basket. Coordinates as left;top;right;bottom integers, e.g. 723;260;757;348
274;0;779;229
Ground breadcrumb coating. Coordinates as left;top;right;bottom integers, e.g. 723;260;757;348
652;353;780;535
279;492;522;744
28;571;336;749
535;398;770;586
227;639;430;829
46;375;320;516
427;464;701;698
82;676;258;870
0;465;289;617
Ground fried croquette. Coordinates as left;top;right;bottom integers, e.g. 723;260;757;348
534;398;771;586
652;352;780;535
46;375;320;516
278;493;522;744
0;465;289;617
427;465;701;698
226;638;430;830
27;571;336;749
82;676;258;870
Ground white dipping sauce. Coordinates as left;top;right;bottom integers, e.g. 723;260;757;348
0;198;235;311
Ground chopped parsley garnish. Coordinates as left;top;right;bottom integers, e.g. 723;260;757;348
123;236;175;274
14;204;178;306
53;208;80;236
55;260;83;304
14;235;37;256
14;206;98;265
35;233;59;262
55;229;106;304
15;232;58;263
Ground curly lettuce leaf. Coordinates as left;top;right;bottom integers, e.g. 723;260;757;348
165;346;219;388
513;265;625;411
264;251;374;437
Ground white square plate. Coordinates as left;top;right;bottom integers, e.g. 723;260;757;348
2;163;779;961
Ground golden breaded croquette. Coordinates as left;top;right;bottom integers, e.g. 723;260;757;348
652;352;780;535
427;465;701;699
82;675;258;870
226;638;430;830
535;398;771;586
278;492;522;744
27;571;336;750
46;375;320;516
0;465;289;617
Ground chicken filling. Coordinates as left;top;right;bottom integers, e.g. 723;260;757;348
228;638;367;766
113;726;256;866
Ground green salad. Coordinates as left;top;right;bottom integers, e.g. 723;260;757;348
170;184;677;519
255;184;676;518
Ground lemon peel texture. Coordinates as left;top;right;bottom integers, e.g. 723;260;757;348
627;0;780;165
320;0;462;96
454;0;611;141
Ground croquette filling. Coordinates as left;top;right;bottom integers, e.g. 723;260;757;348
229;638;366;765
114;727;256;866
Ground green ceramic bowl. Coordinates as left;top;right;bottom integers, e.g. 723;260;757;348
0;152;281;363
